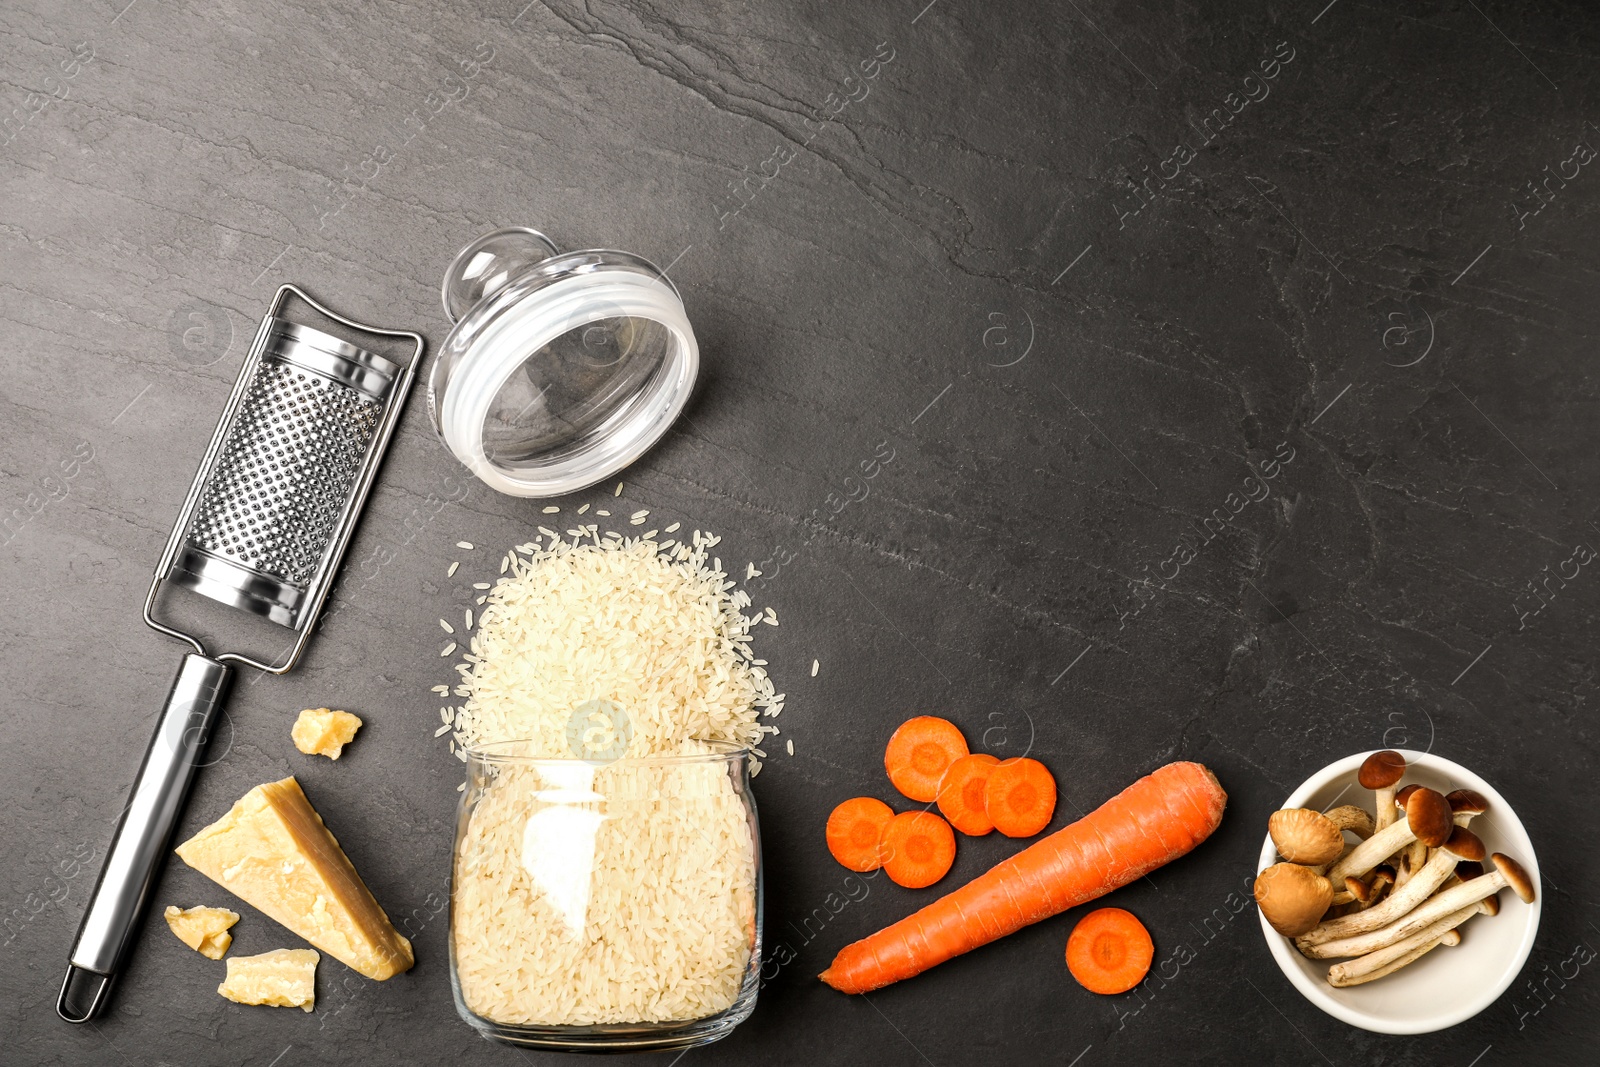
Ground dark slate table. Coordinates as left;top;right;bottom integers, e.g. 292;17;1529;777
3;1;1596;1064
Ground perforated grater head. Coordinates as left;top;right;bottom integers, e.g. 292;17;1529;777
150;286;423;644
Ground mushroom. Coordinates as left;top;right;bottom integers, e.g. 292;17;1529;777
1328;927;1462;987
1270;806;1373;867
1361;750;1407;833
1326;896;1495;986
1300;852;1535;959
1344;868;1394;911
1355;866;1395;911
1388;784;1424;884
1298;826;1485;948
1255;862;1334;937
1327;787;1453;885
1400;789;1487;887
1447;789;1488;825
1270;809;1346;866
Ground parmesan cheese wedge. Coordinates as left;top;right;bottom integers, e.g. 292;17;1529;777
176;777;413;980
218;948;319;1011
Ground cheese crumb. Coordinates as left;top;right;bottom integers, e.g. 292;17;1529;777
291;708;363;760
163;905;239;960
217;948;320;1011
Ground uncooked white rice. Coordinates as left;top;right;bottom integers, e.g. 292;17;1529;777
449;531;778;755
453;754;755;1025
446;528;776;1027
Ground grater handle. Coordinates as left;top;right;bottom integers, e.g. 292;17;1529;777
58;654;233;1022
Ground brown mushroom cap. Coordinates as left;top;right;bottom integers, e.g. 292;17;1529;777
1344;875;1373;903
1455;860;1485;881
1480;895;1500;917
1443;825;1486;862
1447;789;1488;817
1394;783;1422;808
1270;808;1346;866
1359;750;1407;790
1404;787;1454;847
1493;853;1537;904
1256;862;1335;937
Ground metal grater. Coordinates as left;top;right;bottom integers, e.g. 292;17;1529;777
58;284;424;1023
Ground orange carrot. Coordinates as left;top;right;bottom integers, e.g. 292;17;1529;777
884;716;969;802
986;757;1057;838
1066;907;1153;994
937;754;1000;835
881;811;957;889
826;797;896;872
820;761;1226;993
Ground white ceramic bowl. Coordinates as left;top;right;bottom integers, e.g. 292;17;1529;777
1256;750;1541;1034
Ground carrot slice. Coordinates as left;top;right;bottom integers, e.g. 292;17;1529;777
826;797;895;872
885;717;970;803
937;754;1001;835
1066;907;1154;994
882;811;957;889
987;757;1056;838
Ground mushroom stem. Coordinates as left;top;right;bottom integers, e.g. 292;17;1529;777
1299;853;1533;960
1324;805;1376;840
1328;928;1461;987
1324;900;1486;985
1396;839;1428;888
1298;827;1484;947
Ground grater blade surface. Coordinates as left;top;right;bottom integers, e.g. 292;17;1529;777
187;360;382;586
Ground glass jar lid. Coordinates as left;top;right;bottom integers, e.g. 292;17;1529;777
429;227;698;498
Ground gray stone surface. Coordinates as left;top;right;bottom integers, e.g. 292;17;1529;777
3;0;1597;1064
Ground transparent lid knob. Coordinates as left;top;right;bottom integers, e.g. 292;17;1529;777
430;228;698;498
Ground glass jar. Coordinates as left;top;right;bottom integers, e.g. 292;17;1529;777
429;227;699;498
450;740;762;1052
